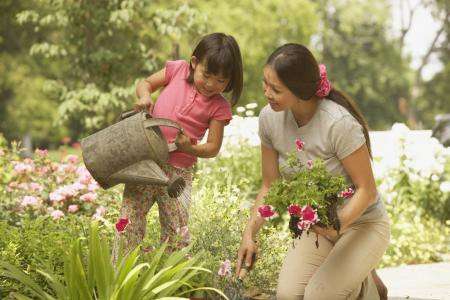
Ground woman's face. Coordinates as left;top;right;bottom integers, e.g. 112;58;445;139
262;65;300;111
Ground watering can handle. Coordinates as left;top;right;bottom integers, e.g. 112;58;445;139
143;118;183;132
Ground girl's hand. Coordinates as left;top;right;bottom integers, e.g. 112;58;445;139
175;132;193;153
236;234;258;279
134;96;154;113
311;225;338;241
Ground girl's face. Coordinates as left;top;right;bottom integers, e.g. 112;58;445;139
191;57;230;98
262;65;300;111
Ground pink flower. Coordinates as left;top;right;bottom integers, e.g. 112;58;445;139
301;205;318;223
306;160;313;170
92;206;106;220
51;210;64;220
297;220;311;230
288;204;301;216
87;182;99;192
49;191;65;202
217;259;232;277
295;138;305;151
59;185;78;198
258;205;278;220
13;162;34;174
315;64;332;98
65;154;79;164
7;181;18;192
115;218;130;233
339;187;355;199
68;204;79;213
21;196;39;207
29;182;44;192
176;226;190;244
80;192;97;202
35;149;48;157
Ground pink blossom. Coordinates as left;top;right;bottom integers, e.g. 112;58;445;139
80;192;97;202
306;160;313;170
301;205;318;223
77;167;93;185
49;191;65;202
29;182;44;192
92;206;106;220
258;205;278;220
339;187;355;199
59;185;78;198
51;210;64;220
65;154;79;164
7;181;18;192
13;162;34;174
35;149;48;157
58;163;76;174
37;166;50;175
68;204;79;213
288;204;301;216
115;218;130;233
71;142;81;149
297;220;312;231
87;182;99;192
71;182;85;192
217;259;232;277
295;138;305;151
176;226;190;243
21;196;39;207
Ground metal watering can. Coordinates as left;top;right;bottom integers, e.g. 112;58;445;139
81;110;185;198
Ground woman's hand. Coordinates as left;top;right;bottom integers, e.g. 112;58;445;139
311;225;338;241
134;96;154;113
175;132;193;153
236;234;258;279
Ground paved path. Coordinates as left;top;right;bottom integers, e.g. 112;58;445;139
378;263;450;300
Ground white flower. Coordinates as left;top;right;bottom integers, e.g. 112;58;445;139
245;102;258;109
21;196;39;207
440;182;450;193
50;210;64;220
236;106;246;113
217;259;232;277
245;110;255;117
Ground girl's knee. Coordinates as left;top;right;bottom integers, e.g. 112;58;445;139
304;281;350;300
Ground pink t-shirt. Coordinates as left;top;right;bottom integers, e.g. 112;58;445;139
152;60;233;168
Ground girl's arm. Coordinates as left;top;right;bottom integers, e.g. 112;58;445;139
135;68;166;111
175;119;226;158
236;144;280;275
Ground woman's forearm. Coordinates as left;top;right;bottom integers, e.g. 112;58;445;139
243;186;269;240
338;187;377;231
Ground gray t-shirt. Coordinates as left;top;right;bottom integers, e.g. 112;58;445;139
258;99;384;221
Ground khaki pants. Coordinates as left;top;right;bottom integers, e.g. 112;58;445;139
276;210;390;300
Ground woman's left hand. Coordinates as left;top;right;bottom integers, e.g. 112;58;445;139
175;132;193;153
311;225;338;241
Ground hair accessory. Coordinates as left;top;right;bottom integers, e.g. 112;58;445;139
315;64;331;98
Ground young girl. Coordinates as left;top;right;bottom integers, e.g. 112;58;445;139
236;44;389;299
113;33;243;257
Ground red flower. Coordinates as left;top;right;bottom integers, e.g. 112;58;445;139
288;204;301;216
115;218;130;233
295;138;305;151
301;205;318;223
339;187;355;199
258;205;277;220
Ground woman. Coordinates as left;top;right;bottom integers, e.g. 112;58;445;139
236;44;390;299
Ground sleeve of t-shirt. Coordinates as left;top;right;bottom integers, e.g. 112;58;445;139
164;60;188;85
211;100;233;125
258;110;273;149
330;115;366;160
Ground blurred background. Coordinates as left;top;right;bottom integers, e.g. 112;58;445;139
0;0;448;150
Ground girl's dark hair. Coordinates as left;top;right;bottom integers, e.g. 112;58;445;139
266;43;372;156
187;33;243;106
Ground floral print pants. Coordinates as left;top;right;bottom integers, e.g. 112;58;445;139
112;164;193;261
